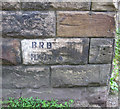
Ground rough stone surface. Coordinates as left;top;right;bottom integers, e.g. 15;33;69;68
107;95;118;107
50;2;90;10
89;38;113;64
15;2;90;11
21;38;89;65
86;86;108;105
57;11;115;37
2;11;55;37
2;2;21;10
92;2;116;11
51;64;111;87
21;2;51;10
0;38;21;65
2;86;108;106
2;66;50;89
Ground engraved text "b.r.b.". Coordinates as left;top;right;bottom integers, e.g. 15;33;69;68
32;42;52;49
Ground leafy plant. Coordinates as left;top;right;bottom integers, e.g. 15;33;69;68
110;28;120;93
2;97;74;108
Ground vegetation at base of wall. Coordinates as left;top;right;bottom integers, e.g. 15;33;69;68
1;97;74;108
110;28;120;94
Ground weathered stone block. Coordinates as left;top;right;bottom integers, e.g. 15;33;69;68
50;2;90;10
21;2;51;10
21;38;89;65
21;2;90;11
2;66;50;89
51;64;111;87
92;2;116;11
0;38;21;65
86;86;108;105
2;11;55;37
2;2;21;10
89;38;113;64
2;86;108;106
57;11;115;37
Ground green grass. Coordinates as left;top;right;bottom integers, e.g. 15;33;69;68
1;97;74;108
110;28;120;93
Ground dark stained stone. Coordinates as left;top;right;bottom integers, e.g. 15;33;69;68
51;64;111;87
2;66;50;89
2;11;55;38
89;38;114;64
21;2;90;11
21;2;51;10
0;38;21;65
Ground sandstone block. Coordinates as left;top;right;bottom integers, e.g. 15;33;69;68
57;11;115;37
21;2;90;11
50;2;90;10
21;2;51;10
51;64;111;87
2;66;50;89
86;86;108;105
92;2;116;11
21;38;89;65
0;38;21;65
2;11;55;37
89;38;113;64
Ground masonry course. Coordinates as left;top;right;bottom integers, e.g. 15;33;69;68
2;2;91;11
2;2;117;11
2;86;108;106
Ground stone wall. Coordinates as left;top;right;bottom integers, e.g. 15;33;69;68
1;1;118;107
